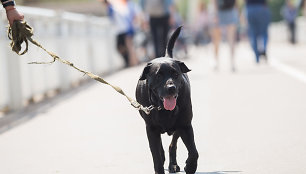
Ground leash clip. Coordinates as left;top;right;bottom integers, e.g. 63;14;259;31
143;105;154;115
136;105;159;115
142;105;162;115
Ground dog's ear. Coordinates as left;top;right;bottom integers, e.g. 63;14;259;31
176;60;191;73
139;63;152;80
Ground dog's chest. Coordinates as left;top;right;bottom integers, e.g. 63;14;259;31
152;109;179;134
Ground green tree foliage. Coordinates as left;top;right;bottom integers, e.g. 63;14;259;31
268;0;286;22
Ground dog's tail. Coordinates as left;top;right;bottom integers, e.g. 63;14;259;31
165;26;182;58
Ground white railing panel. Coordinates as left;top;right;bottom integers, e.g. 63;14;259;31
0;6;120;112
0;42;9;109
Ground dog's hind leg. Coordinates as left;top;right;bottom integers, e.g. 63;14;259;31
168;131;181;173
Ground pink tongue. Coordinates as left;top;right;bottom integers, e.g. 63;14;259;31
163;97;177;111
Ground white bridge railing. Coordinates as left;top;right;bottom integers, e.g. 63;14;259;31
0;6;123;112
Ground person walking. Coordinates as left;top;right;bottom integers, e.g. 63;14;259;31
140;0;174;58
211;0;239;72
245;0;271;63
1;0;24;26
103;0;140;67
281;0;298;44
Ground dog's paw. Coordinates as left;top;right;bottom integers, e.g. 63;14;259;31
168;164;180;173
184;165;197;174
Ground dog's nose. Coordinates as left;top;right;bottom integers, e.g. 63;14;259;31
167;84;176;93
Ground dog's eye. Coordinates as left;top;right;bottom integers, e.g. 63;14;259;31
173;72;179;79
156;73;163;79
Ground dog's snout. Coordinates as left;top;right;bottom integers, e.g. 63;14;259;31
167;84;176;93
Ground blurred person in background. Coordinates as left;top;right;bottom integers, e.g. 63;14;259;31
281;0;298;44
245;0;270;64
1;0;24;26
211;0;239;72
103;0;140;67
140;0;174;58
193;2;210;46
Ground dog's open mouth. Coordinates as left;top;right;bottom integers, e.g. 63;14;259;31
162;95;177;111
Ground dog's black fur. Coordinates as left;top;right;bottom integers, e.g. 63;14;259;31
136;27;198;174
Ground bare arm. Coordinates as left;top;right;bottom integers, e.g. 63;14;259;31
2;0;24;26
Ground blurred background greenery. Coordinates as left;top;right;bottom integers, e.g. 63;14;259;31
268;0;286;21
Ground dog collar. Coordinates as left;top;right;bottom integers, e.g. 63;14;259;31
138;105;162;115
156;106;163;111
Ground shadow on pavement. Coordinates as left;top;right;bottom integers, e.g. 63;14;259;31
196;171;242;174
165;170;242;174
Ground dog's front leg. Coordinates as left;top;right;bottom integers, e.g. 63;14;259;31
169;131;180;173
146;126;165;174
179;126;199;174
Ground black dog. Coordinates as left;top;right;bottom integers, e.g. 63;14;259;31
136;27;198;174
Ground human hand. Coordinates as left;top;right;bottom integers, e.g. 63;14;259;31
5;6;24;26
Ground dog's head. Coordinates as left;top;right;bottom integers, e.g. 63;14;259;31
139;58;190;111
138;27;190;111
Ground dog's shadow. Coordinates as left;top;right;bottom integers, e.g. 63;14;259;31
195;172;242;174
166;171;242;174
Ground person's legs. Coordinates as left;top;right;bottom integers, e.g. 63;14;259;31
289;21;296;44
160;15;170;57
150;17;160;58
211;26;221;70
125;34;138;66
249;31;260;63
247;6;260;63
226;24;237;71
150;15;170;58
259;6;270;60
292;21;296;44
155;24;164;57
262;31;268;52
117;33;129;67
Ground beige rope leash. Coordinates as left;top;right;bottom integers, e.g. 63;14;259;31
8;20;154;115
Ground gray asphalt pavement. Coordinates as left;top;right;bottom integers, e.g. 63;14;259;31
0;42;305;174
